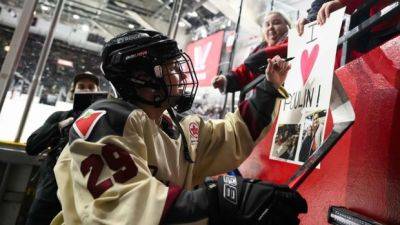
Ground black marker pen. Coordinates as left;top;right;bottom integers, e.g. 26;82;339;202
258;57;295;72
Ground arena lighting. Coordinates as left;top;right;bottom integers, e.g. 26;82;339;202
82;24;89;31
41;5;50;11
73;14;80;20
128;24;135;29
187;11;198;17
4;46;10;52
178;21;185;27
113;1;127;8
57;59;74;67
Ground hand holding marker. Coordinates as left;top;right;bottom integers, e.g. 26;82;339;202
258;57;295;74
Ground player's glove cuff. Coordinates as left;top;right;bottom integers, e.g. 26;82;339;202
207;175;307;225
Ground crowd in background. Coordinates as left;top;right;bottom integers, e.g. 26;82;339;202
0;25;106;103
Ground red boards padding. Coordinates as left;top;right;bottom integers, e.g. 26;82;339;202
239;35;400;225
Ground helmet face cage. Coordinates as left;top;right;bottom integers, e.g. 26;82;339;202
102;33;198;112
162;52;198;113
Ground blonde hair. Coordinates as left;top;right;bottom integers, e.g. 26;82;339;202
260;11;291;43
262;11;291;29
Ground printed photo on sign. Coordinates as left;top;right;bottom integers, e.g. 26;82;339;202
270;110;326;165
270;8;346;167
271;124;300;161
297;110;327;163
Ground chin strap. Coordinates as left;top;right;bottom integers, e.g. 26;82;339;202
167;108;194;163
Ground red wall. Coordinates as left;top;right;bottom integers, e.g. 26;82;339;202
239;35;400;225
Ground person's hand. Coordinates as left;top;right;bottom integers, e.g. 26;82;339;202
211;75;227;93
208;175;307;225
266;55;291;89
58;117;74;131
296;18;309;36
317;0;345;25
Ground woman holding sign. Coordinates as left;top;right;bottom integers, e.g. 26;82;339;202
212;11;290;92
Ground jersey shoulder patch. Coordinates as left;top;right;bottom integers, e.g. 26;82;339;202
188;122;199;144
69;99;137;144
73;109;106;139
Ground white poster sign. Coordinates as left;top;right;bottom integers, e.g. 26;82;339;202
270;8;346;165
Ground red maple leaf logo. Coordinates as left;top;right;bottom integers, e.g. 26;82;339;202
73;110;106;139
189;122;199;139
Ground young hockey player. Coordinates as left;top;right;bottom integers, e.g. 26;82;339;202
51;29;307;225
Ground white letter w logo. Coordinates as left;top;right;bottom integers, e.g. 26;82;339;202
194;41;212;71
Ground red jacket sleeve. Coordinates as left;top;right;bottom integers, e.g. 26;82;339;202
229;64;255;91
226;40;288;92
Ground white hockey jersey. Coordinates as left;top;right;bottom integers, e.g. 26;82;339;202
51;82;287;225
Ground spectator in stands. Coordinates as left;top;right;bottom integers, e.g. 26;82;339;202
212;11;290;92
25;72;100;225
0;26;103;100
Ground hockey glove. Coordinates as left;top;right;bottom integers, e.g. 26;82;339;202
207;175;307;225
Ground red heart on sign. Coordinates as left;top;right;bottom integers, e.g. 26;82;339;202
301;44;319;84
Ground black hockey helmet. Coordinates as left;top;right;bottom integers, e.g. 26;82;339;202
101;29;198;113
